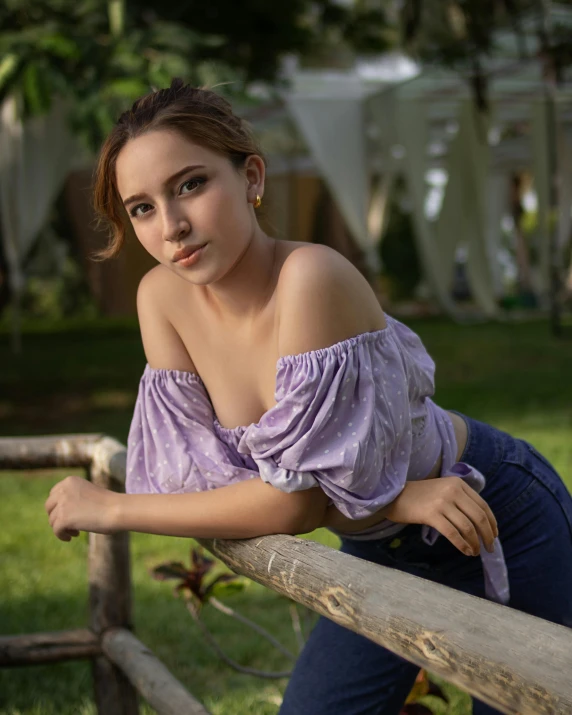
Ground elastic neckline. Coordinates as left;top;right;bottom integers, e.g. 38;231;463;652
144;363;206;384
144;322;392;435
212;417;249;435
276;324;390;366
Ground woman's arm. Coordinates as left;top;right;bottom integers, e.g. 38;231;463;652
45;474;329;542
112;478;329;538
323;478;499;556
321;501;393;532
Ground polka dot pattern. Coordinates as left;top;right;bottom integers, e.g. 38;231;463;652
123;314;509;603
125;316;448;521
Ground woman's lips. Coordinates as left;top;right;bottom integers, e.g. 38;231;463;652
174;243;207;267
173;243;207;262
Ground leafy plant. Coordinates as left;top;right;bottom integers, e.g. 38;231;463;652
401;669;449;714
151;545;315;678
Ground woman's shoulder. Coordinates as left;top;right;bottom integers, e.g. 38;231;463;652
275;243;386;359
137;262;185;297
136;264;198;373
277;243;384;323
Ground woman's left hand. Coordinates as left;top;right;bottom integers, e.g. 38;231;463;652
45;476;120;541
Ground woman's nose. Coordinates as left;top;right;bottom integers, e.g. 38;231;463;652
161;207;191;242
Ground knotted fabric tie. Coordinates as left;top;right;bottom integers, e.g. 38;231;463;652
421;461;509;605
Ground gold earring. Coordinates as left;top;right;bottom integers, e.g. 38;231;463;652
253;194;262;209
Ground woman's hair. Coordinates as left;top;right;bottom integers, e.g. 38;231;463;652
91;78;266;261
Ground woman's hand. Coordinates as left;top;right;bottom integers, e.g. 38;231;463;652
44;476;120;542
385;477;498;556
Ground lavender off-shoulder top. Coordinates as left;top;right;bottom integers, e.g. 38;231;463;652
126;314;509;604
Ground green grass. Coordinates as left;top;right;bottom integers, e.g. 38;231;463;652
1;315;571;714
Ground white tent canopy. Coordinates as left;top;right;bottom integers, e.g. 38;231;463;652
283;11;572;318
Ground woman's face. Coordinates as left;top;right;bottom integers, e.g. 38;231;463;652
115;129;263;283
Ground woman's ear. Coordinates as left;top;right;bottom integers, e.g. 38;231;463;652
243;154;266;204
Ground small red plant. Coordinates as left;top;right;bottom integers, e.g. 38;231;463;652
400;669;449;714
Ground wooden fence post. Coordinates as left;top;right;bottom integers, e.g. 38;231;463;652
88;461;139;715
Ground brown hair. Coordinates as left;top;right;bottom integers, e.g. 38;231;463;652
91;78;266;261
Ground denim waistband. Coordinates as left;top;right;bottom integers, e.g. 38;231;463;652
448;410;507;481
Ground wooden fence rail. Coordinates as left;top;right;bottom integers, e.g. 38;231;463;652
1;434;572;715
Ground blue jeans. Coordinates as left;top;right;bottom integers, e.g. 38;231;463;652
279;414;572;714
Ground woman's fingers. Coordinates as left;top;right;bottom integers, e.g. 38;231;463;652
439;494;497;556
460;483;499;538
440;507;482;554
455;497;497;553
431;514;476;556
45;493;57;517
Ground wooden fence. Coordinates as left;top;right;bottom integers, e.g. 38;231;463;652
1;434;572;715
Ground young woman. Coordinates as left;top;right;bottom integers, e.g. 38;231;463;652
45;80;572;715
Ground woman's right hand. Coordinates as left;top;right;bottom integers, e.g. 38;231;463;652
385;477;498;556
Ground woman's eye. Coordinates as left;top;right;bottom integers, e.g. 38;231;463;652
180;177;206;194
130;204;152;218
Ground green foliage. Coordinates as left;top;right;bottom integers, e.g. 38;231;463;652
130;0;395;79
151;545;247;612
13;257;96;322
0;0;244;151
379;186;422;302
401;669;449;713
0;0;400;152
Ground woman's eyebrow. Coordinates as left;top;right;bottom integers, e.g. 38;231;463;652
122;164;206;207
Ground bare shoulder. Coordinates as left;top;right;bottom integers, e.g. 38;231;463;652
136;265;197;372
276;243;386;358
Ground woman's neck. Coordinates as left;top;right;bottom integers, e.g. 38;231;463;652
198;230;279;324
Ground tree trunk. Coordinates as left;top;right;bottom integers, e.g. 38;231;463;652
536;0;563;336
0;216;12;318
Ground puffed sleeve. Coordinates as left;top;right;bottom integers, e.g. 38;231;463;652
235;327;416;520
125;365;257;494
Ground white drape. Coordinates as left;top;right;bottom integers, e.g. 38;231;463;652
393;96;461;316
370;94;501;316
530;99;551;306
285;93;380;272
291;82;503;317
454;101;499;317
530;100;572;306
0;95;88;350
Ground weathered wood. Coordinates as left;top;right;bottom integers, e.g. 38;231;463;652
5;433;572;714
90;435;127;485
88;461;138;715
0;434;101;469
198;534;572;715
0;628;100;666
102;628;211;715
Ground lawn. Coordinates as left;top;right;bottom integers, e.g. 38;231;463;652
1;315;571;714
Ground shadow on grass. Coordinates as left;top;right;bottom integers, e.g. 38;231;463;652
0;581;303;715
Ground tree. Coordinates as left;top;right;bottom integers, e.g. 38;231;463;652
0;0;396;151
129;0;395;80
0;0;242;152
